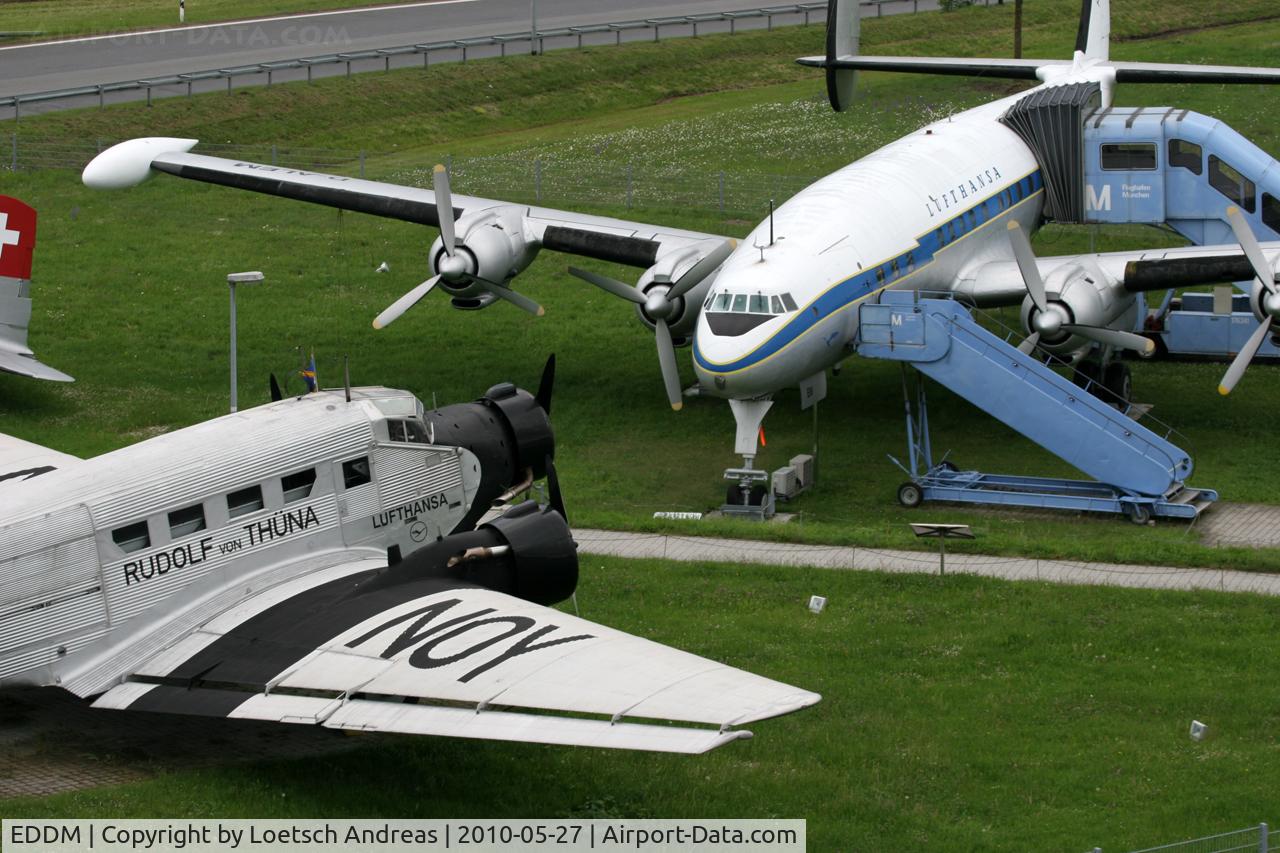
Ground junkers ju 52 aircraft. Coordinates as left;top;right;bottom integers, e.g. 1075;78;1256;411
0;362;819;753
82;0;1280;465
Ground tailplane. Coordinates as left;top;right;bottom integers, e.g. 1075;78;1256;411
800;0;1280;112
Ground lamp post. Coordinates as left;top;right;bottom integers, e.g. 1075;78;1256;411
225;271;263;413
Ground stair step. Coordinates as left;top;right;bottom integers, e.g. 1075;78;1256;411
1170;489;1201;505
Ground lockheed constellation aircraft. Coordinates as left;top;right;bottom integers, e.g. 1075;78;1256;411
0;365;818;753
82;0;1280;463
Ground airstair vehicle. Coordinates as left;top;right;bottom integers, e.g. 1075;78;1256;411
858;293;1216;524
854;88;1280;522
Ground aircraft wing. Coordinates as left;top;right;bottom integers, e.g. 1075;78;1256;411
83;139;731;269
92;558;820;754
0;431;78;488
952;241;1280;308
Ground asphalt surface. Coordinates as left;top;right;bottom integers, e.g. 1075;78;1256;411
0;0;942;117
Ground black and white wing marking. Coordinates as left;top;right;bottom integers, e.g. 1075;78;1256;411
94;564;819;754
83;139;729;270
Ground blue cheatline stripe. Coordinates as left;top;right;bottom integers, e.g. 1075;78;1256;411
694;170;1044;375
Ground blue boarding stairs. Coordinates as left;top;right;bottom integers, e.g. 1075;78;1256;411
857;292;1217;524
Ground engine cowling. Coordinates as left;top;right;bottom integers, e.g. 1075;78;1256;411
429;206;539;309
631;246;722;343
1019;262;1134;355
371;500;577;606
425;382;554;532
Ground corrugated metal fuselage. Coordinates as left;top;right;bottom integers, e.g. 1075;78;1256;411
0;388;481;696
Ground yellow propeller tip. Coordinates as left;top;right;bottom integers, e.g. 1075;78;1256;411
671;402;684;412
1006;220;1019;231
433;164;446;173
371;320;383;330
1226;205;1239;216
1218;385;1231;396
536;307;546;317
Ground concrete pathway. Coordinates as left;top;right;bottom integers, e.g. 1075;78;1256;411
575;528;1280;597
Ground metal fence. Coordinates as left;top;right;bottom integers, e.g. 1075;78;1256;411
1089;823;1272;853
4;135;822;218
1;2;832;117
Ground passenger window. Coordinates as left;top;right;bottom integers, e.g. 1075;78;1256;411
906;252;916;273
168;504;206;539
749;294;769;314
875;267;885;285
935;227;946;247
890;259;900;277
1023;177;1033;196
780;293;799;312
228;484;264;519
1101;143;1157;170
771;295;784;314
282;468;317;504
1168;139;1202;175
1263;193;1280;235
967;211;977;229
1209;155;1257;213
112;521;150;554
343;457;372;489
731;294;748;313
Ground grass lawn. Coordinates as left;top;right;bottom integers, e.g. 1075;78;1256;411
0;0;437;41
4;0;1280;575
3;555;1278;850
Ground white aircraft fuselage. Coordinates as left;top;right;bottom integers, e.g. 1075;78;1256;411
0;388;481;697
693;91;1044;399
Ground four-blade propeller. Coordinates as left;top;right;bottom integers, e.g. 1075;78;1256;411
568;239;735;410
373;165;544;329
1218;205;1280;395
1006;221;1155;357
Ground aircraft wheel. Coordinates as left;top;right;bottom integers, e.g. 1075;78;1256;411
897;482;923;508
725;484;745;506
1124;502;1152;525
1104;362;1133;405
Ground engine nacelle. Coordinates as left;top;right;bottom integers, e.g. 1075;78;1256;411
424;381;554;532
631;245;722;343
429;206;539;309
373;500;577;606
1019;261;1133;355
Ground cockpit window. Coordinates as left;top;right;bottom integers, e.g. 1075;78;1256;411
387;418;431;444
706;291;799;316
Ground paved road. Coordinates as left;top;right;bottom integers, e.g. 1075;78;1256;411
0;0;942;118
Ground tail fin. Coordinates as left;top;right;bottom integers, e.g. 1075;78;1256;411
1075;0;1109;61
825;0;860;112
0;195;73;383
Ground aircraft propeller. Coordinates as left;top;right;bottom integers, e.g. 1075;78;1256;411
1218;205;1280;395
536;353;555;416
545;454;567;522
568;239;735;410
1006;221;1155;356
373;165;544;329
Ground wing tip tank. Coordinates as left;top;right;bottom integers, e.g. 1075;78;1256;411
82;137;199;189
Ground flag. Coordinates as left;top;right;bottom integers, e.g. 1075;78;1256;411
300;352;317;393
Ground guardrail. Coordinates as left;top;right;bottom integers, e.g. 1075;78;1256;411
0;0;970;119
